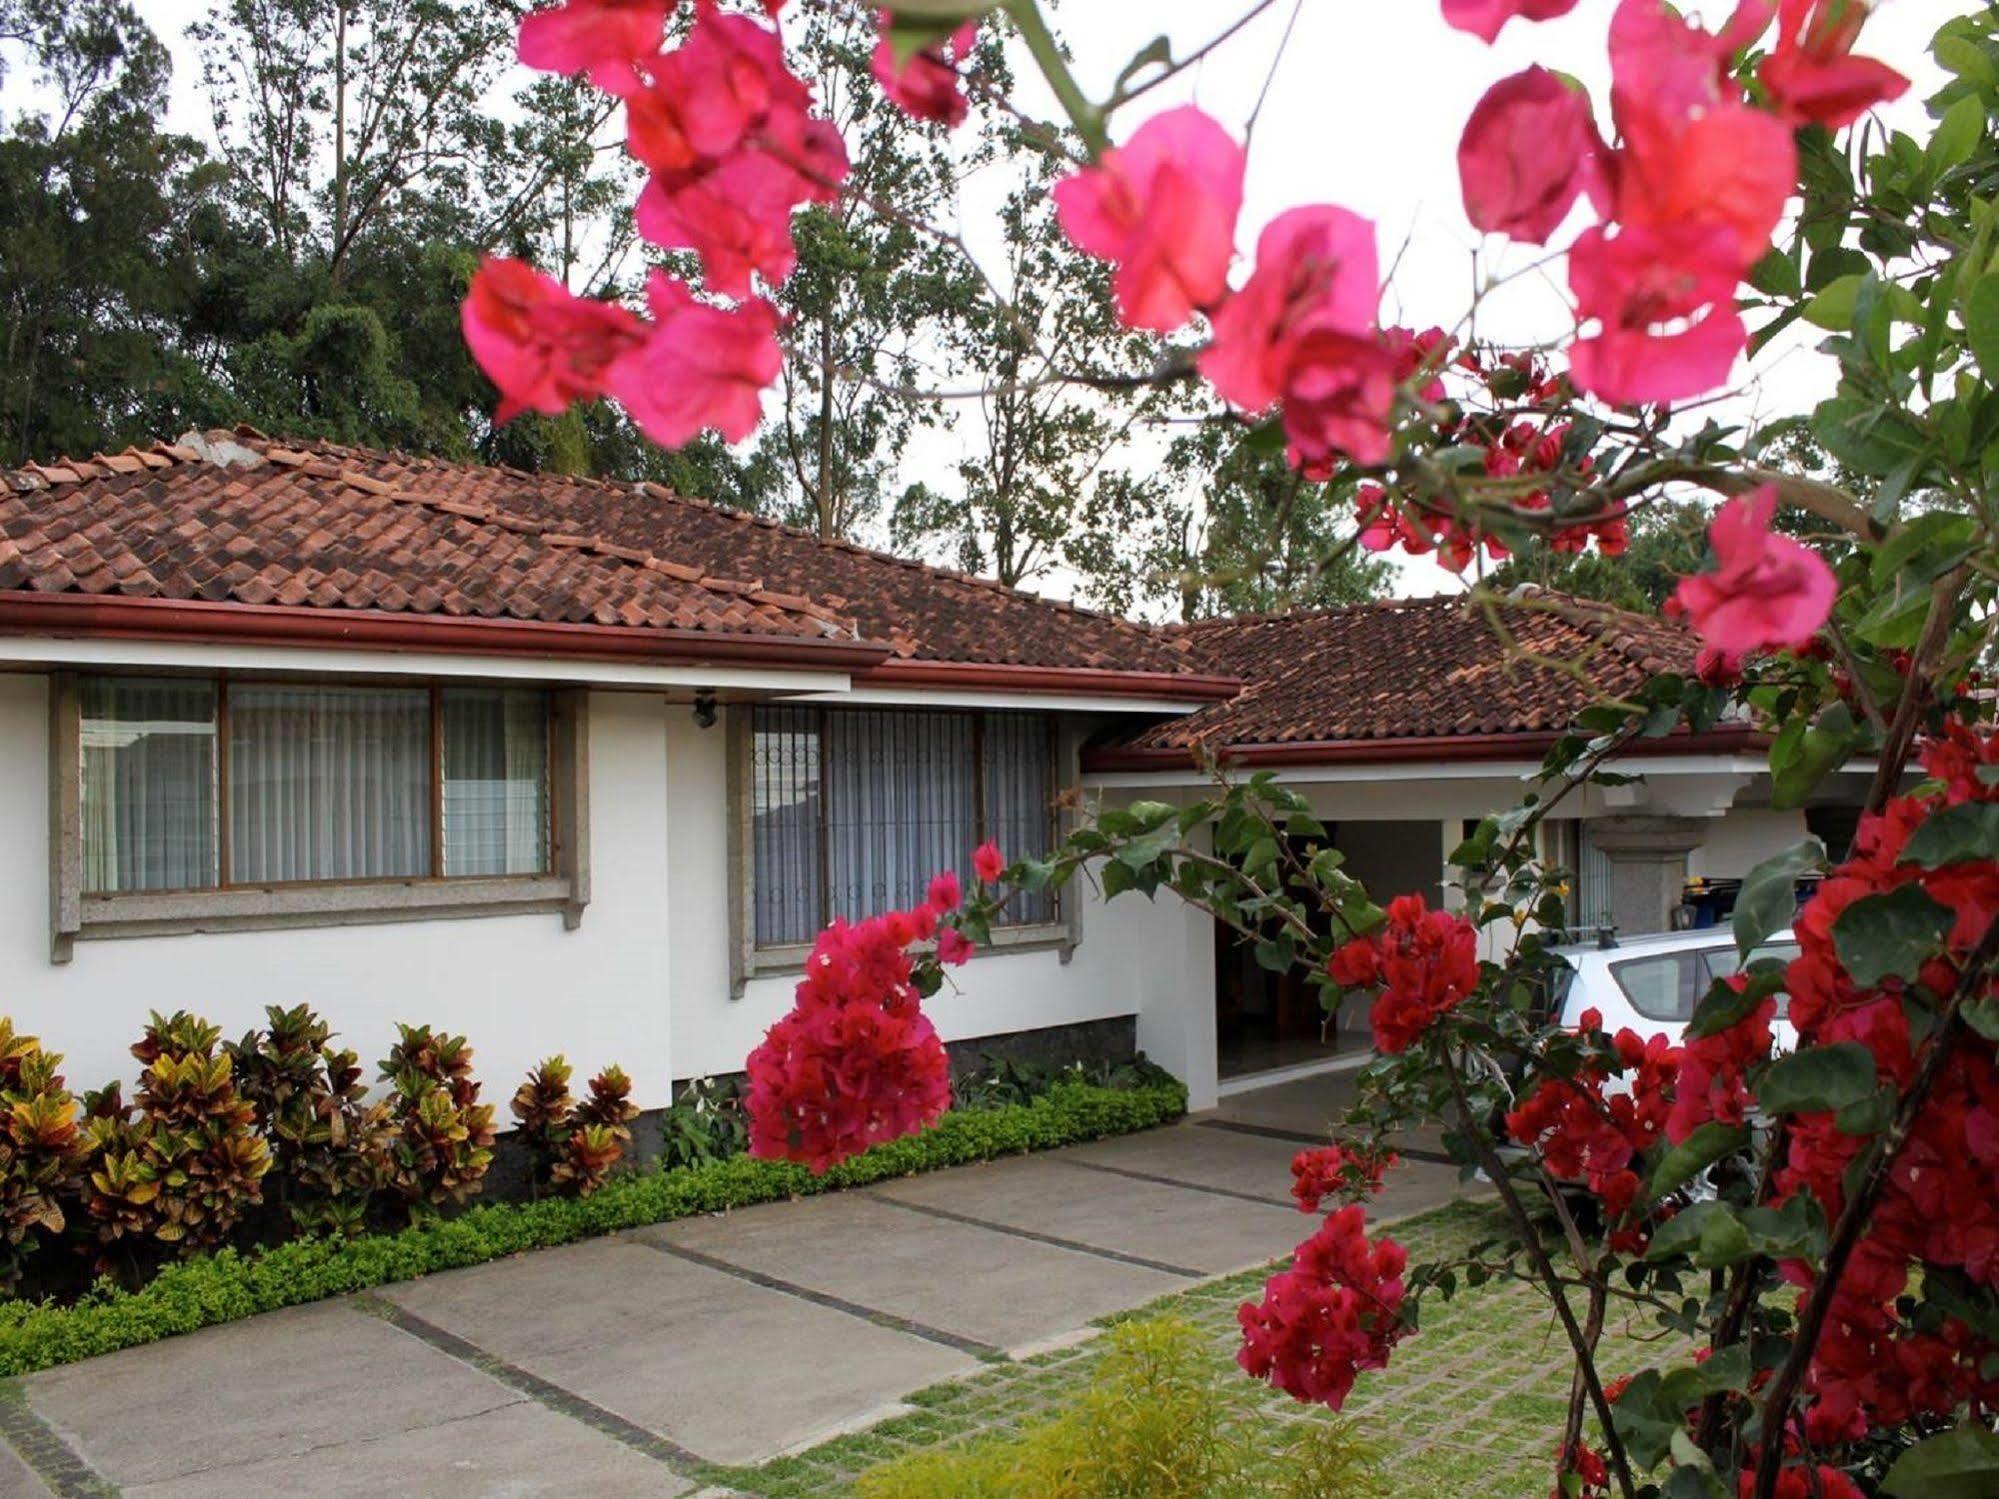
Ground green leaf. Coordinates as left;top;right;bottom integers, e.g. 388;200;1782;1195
1831;884;1953;986
1898;802;1999;869
1968;273;1999;385
1649;1122;1750;1201
1686;963;1786;1041
1965;997;1999;1044
1757;1043;1878;1116
1771;702;1860;810
1734;840;1825;955
1647;1196;1825;1269
1926;94;1985;179
1802;273;1862;331
1882;1422;1999;1499
1813;396;1932;479
1869;511;1977;591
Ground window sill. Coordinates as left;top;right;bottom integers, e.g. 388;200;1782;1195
65;875;582;956
738;921;1076;989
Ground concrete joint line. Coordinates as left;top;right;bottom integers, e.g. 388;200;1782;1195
1048;1157;1296;1209
866;1194;1207;1279
0;1383;116;1499
627;1237;1003;1361
352;1293;712;1476
1196;1118;1460;1168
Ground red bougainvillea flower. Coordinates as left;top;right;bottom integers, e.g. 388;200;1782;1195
870;13;976;127
1202;205;1396;471
1441;0;1582;44
1738;1463;1864;1499
1053;105;1245;333
1695;644;1746;686
1566;221;1750;406
1238;1205;1411;1409
461;257;646;423
605;273;782;447
1667;486;1836;656
1458;66;1607;245
926;868;962;912
972;841;1004;885
1554;1439;1610;1499
936;926;974;966
1328;893;1480;1054
1290;1143;1398;1213
518;0;671;95
1664;977;1775;1144
1760;0;1908;128
745;905;952;1173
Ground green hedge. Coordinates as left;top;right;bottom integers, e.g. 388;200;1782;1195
0;1077;1185;1377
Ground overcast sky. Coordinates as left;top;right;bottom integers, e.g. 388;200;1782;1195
122;0;1963;602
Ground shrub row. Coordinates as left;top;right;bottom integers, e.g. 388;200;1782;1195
0;1076;1186;1376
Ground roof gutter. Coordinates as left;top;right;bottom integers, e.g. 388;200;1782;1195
1082;725;1768;772
865;658;1242;703
0;593;894;673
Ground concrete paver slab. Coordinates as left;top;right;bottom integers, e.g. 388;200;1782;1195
868;1153;1309;1275
21;1300;519;1490
126;1400;688;1499
1058;1121;1305;1206
646;1191;1186;1354
0;1437;53;1499
381;1236;975;1466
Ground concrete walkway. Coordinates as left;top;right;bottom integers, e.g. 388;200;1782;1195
0;1092;1471;1499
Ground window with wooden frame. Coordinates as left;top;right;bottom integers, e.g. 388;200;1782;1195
744;705;1062;953
50;675;589;958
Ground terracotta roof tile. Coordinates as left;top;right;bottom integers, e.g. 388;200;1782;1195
1121;594;1700;751
0;432;860;646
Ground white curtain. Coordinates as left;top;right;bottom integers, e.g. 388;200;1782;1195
79;679;217;892
229;686;430;883
750;706;823;946
442;689;548;876
825;710;976;921
983;712;1054;925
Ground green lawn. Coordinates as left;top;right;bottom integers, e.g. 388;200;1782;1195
703;1200;1680;1498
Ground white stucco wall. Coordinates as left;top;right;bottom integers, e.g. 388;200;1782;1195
0;678;681;1110
1687;807;1811;880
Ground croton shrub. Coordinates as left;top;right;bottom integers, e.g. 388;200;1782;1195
477;0;1999;1492
0;1005;642;1299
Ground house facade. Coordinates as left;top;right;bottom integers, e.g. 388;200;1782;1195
0;431;1856;1115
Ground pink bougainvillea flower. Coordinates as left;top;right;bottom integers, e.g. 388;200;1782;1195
1201;205;1396;472
605;272;782;447
926;868;962;912
1457;66;1607;245
1237;1206;1412;1409
517;0;671;95
1760;0;1908;128
1566;220;1749;406
871;12;977;127
1052;105;1245;333
972;841;1004;885
461;257;646;423
1615;101;1797;268
1440;0;1582;44
936;927;974;966
1669;485;1836;655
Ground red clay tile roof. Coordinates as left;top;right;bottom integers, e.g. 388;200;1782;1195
0;432;889;649
1113;594;1701;753
0;431;1199;678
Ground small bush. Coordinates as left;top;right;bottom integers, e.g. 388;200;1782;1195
0;1022;86;1290
510;1058;639;1197
656;1074;747;1170
79;1012;272;1268
378;1026;495;1220
227;1005;392;1237
856;1315;1382;1499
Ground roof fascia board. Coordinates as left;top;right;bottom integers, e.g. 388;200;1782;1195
0;634;853;695
793;685;1207;714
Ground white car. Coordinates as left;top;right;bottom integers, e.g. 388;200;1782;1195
1543;927;1801;1051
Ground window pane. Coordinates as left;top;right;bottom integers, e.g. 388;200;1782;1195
1610;952;1704;1022
984;712;1055;925
80;678;217;892
229;685;431;883
752;706;824;945
443;690;549;876
826;709;975;922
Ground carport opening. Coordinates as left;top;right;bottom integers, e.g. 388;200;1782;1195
1215;818;1444;1083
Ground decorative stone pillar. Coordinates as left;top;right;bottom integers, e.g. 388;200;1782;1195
1584;816;1710;936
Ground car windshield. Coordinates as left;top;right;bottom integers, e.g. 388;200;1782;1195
1608;942;1800;1024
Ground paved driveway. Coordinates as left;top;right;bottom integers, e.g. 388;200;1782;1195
0;1089;1472;1498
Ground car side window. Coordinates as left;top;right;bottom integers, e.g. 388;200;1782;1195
1609;952;1705;1022
1701;942;1800;1015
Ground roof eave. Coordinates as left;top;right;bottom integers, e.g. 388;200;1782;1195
0;592;894;673
1082;725;1768;772
864;657;1243;703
